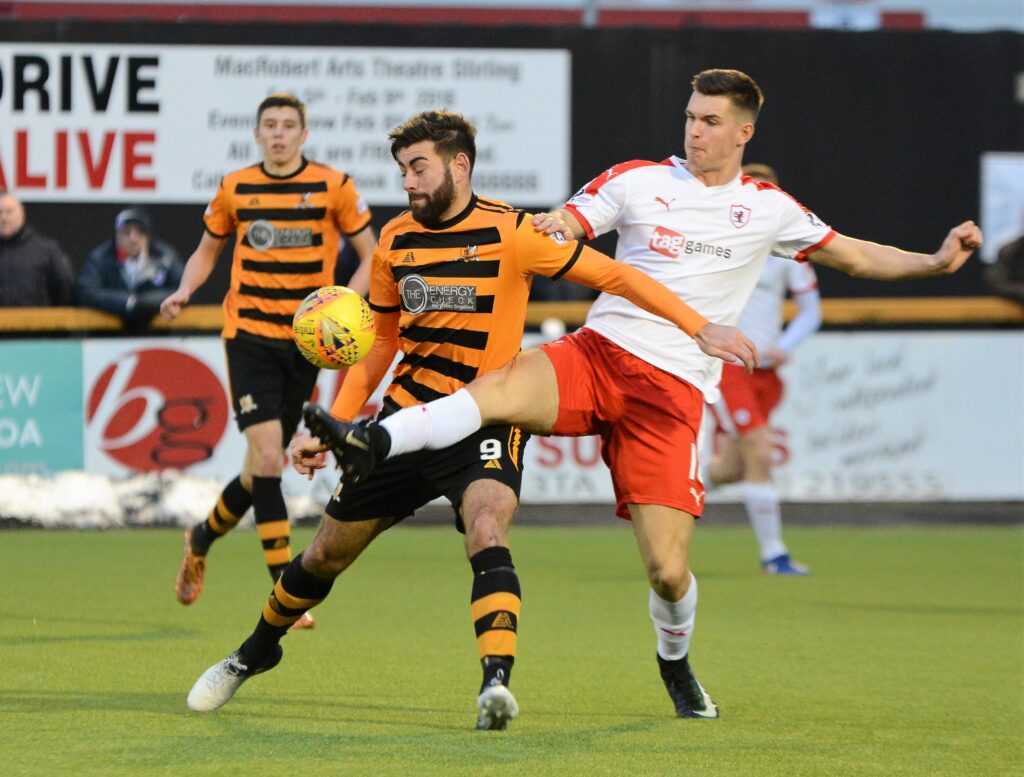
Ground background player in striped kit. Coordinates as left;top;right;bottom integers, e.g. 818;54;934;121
704;163;821;576
312;69;983;722
186;110;755;730
160;93;377;623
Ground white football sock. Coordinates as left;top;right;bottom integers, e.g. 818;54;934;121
380;388;483;457
379;404;432;458
741;481;787;561
649;575;697;660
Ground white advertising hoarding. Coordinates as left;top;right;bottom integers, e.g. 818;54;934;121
76;332;1024;504
0;44;570;206
772;332;1024;501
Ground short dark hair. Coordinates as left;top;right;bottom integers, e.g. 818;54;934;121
388;111;477;171
691;69;764;121
257;93;307;128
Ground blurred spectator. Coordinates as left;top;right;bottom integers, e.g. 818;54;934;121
76;207;183;325
0;190;74;307
984;235;1024;303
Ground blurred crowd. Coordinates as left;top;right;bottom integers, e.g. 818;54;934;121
0;191;184;326
0;190;600;329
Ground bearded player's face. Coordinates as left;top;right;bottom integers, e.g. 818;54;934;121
397;141;458;229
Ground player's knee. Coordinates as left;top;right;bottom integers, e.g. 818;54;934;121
463;511;511;554
748;447;774;478
646;560;690;600
250;445;283;477
301;533;356;579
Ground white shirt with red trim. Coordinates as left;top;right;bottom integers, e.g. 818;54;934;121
739;255;820;357
563;155;834;401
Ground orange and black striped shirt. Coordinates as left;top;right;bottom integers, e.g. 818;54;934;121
366;195;585;415
205;157;372;341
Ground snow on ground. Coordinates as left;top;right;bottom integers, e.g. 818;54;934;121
0;472;324;528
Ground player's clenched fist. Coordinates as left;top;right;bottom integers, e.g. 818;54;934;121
931;220;983;275
160;288;190;320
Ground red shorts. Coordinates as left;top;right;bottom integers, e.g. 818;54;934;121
712;363;783;436
540;327;705;519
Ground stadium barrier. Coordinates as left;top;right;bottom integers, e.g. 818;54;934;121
0;297;1022;333
1;327;1021;523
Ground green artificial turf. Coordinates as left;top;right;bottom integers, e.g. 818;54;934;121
2;524;1021;776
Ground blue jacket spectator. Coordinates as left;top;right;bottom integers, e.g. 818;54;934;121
76;208;184;325
0;191;74;307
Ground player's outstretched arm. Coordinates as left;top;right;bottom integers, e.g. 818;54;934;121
811;221;982;280
160;232;226;320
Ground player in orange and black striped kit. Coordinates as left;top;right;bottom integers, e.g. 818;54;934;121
187;110;751;729
161;94;377;623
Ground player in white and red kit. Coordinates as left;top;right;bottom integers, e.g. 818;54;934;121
302;69;983;721
705;164;822;576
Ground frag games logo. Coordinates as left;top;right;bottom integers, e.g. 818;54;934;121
87;349;228;472
649;226;734;260
649;226;686;258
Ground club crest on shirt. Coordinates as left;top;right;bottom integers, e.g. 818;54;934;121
729;204;752;229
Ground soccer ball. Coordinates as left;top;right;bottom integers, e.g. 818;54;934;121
292;286;376;369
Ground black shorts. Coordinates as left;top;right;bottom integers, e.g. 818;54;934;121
224;333;320;445
325;424;530;531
